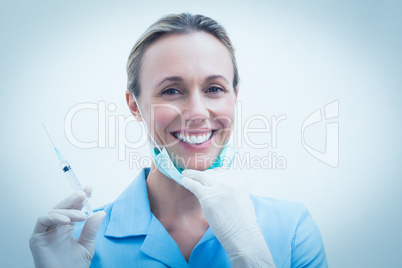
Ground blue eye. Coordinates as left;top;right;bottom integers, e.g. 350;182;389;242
207;87;226;93
162;88;180;95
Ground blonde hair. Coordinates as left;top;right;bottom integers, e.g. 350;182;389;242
126;13;239;97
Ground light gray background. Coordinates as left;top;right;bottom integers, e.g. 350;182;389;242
1;1;401;267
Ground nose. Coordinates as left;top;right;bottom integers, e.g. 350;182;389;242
182;92;209;124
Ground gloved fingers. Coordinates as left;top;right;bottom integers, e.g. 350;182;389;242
183;168;229;187
79;211;106;253
82;185;93;198
48;209;88;222
182;169;214;186
53;191;88;210
34;213;72;233
33;209;88;234
181;176;207;198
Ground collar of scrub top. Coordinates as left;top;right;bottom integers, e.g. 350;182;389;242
103;168;216;266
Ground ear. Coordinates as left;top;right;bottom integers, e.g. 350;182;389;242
125;90;143;122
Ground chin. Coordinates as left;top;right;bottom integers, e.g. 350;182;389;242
174;153;220;171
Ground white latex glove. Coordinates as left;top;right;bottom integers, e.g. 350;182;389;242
29;186;106;268
181;168;276;268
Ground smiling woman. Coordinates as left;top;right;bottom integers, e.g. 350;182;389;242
29;13;327;268
128;31;237;171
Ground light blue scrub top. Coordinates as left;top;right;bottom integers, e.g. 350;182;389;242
74;168;327;267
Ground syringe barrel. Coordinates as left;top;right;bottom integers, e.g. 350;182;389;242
59;160;94;216
82;200;94;217
60;160;82;192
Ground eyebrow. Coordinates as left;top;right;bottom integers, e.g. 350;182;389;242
156;75;230;87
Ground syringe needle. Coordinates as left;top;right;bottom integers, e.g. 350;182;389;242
41;121;56;148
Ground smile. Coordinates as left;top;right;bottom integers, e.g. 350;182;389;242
172;130;216;145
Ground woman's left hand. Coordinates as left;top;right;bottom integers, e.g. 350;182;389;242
181;168;276;268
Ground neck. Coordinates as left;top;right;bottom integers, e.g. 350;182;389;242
146;164;204;221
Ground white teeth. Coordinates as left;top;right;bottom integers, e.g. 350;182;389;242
174;131;213;144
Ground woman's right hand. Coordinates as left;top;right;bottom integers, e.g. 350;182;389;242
29;187;106;268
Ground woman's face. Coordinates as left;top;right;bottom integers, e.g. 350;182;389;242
127;31;238;170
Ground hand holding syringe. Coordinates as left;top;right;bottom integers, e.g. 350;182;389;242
41;122;94;216
30;127;105;267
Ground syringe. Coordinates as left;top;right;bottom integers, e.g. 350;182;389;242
42;122;94;216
